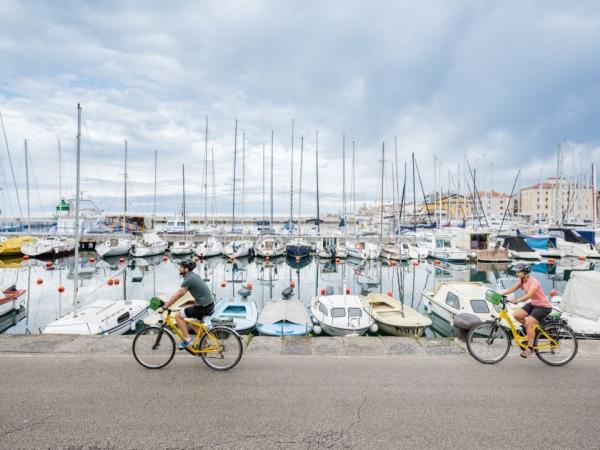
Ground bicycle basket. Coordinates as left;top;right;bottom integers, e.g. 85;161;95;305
148;297;164;311
485;290;503;305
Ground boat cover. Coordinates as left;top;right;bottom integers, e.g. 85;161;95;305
500;236;534;252
258;300;311;326
560;271;600;321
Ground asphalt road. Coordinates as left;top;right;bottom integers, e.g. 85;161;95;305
0;353;598;449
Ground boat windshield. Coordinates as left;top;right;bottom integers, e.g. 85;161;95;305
470;300;490;314
436;239;452;248
331;308;346;318
348;308;363;318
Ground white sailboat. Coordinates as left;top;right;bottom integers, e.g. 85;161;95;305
345;240;382;260
195;237;223;258
254;235;285;258
131;232;168;257
169;165;195;255
22;236;76;258
43;105;147;335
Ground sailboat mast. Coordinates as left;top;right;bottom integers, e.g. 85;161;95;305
315;131;320;235
394;136;399;234
412;152;416;228
0;109;23;218
352;140;356;235
211;147;215;228
153;150;157;229
24;140;30;234
123;140;127;232
182;164;187;236
241;130;245;230
342;134;346;230
379;142;385;239
298;136;303;236
73;104;82;316
204;114;208;226
58;139;62;201
270;130;274;230
232;119;238;232
289;119;294;230
262;144;265;225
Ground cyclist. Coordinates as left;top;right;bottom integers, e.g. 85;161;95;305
500;263;553;358
160;259;215;349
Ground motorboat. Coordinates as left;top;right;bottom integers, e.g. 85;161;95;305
420;233;469;262
21;236;76;257
401;242;429;259
56;198;108;234
0;286;26;316
0;236;36;257
309;294;376;336
422;282;515;327
380;243;409;261
195;237;223;258
204;288;258;333
96;236;132;257
256;288;312;336
548;228;600;259
496;235;541;261
131;232;168;257
551;271;600;338
361;293;431;336
285;237;312;259
223;240;252;259
517;231;564;258
315;237;334;258
42;299;147;335
164;218;192;234
345;240;381;260
170;240;196;256
254;235;286;258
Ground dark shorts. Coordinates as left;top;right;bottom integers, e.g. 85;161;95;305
521;303;552;322
182;303;215;320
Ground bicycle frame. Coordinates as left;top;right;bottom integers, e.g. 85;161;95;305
159;313;223;356
495;308;558;351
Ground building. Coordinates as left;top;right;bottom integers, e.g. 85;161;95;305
519;177;595;222
476;191;516;219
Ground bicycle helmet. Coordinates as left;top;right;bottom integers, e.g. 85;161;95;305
512;263;531;274
179;259;196;271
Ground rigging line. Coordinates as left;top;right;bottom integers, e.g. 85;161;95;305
81;112;109;199
25;144;44;215
0;109;23;217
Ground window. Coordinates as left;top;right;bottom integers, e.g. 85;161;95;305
470;300;490;314
331;308;346;318
348;308;363;318
445;292;460;309
318;303;328;316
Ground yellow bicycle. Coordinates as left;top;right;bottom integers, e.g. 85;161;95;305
466;292;578;366
132;299;243;371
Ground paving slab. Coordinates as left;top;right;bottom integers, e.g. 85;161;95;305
89;335;133;353
0;335;75;353
381;336;426;355
343;336;387;356
420;338;464;355
53;335;104;353
575;340;600;358
311;336;346;356
282;336;312;355
245;336;282;356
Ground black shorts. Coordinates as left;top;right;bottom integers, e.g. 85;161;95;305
521;303;552;322
182;303;215;320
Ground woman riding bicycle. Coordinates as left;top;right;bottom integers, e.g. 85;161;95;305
500;263;553;358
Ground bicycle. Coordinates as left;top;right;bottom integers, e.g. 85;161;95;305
132;299;243;371
466;292;578;366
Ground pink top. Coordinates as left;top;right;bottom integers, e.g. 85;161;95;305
520;276;551;308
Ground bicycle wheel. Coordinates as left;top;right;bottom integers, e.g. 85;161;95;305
132;326;176;369
534;324;578;366
199;326;243;371
466;321;511;364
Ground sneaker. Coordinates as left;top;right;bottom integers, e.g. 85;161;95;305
177;338;193;350
520;347;534;358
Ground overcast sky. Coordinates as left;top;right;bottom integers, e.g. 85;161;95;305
1;1;600;218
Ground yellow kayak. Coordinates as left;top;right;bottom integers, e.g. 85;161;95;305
0;236;36;257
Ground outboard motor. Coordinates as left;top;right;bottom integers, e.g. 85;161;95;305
281;287;294;300
237;287;251;299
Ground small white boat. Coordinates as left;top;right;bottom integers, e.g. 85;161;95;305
420;233;469;262
257;288;312;336
345;240;381;260
552;271;600;338
361;293;431;336
96;237;132;257
254;235;286;258
548;228;600;259
42;299;147;335
380;243;409;261
0;286;26;316
170;240;196;256
164;218;192;234
310;294;376;336
401;242;429;259
131;232;168;257
195;237;223;258
21;236;76;257
204;294;258;333
223;240;252;259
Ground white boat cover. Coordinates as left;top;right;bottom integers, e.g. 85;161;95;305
560;271;600;321
259;300;311;326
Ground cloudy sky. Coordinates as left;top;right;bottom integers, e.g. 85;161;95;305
1;1;600;218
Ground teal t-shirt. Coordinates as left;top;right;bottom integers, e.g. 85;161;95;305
181;272;213;307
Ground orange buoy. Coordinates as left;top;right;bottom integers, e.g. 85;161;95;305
547;258;556;264
45;261;53;268
88;257;96;263
335;257;341;264
58;285;65;293
320;288;326;295
220;281;227;288
119;257;125;263
23;255;30;260
550;289;559;298
290;280;296;288
412;260;419;267
246;282;253;290
386;291;392;297
36;278;43;285
390;261;397;267
434;260;441;266
578;255;586;261
107;278;114;286
162;255;169;261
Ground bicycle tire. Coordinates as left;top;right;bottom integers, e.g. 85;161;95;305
132;326;176;369
199;326;243;371
534;323;578;366
466;321;511;364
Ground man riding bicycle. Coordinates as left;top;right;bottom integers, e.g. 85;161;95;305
500;263;553;358
160;259;215;349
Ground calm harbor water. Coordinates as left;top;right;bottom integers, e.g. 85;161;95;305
1;252;597;336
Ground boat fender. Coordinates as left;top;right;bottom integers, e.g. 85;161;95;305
369;323;379;333
313;325;322;335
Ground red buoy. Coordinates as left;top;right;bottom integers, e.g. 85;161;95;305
45;261;53;268
162;255;169;262
434;260;441;266
290;280;296;288
119;257;125;263
36;278;43;285
23;255;30;260
386;291;392;297
547;258;556;264
88;257;96;263
220;281;227;288
550;289;559;298
320;288;326;295
114;278;120;286
578;255;586;261
345;287;350;294
246;282;253;290
58;285;65;293
107;278;114;286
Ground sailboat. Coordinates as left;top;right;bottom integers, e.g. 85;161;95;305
22;236;75;258
285;135;311;258
96;141;131;257
43;105;147;335
170;165;195;255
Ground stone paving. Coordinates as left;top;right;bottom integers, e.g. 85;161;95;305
1;334;599;358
